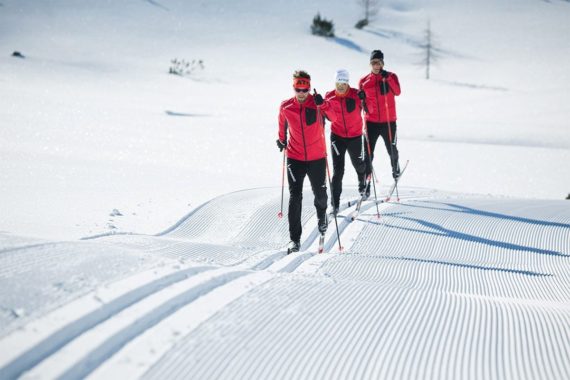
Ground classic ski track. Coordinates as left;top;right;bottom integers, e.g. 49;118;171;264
23;267;250;380
1;188;569;379
0;189;320;378
0;264;213;379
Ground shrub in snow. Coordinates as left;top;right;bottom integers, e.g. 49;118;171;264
311;13;335;37
566;193;570;200
169;58;204;77
12;51;25;59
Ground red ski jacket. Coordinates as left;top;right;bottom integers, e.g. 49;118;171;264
320;88;363;138
278;94;326;161
358;72;401;123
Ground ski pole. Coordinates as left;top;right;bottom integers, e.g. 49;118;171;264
278;148;286;218
360;99;378;184
325;157;343;252
364;118;380;219
382;78;401;201
361;100;381;219
315;89;343;252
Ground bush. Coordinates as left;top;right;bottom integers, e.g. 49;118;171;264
355;19;369;29
169;58;204;77
311;13;335;37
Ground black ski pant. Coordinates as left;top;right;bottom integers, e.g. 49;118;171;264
331;133;366;208
287;157;328;243
365;121;400;177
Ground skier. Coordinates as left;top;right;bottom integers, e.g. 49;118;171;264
276;70;328;254
358;50;402;198
315;69;366;216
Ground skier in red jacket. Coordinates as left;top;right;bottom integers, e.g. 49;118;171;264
358;50;402;198
277;70;328;253
316;69;366;215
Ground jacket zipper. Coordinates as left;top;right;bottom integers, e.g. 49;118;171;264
341;98;348;137
300;106;308;161
375;76;381;123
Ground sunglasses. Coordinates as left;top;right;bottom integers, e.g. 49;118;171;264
294;88;310;93
370;60;383;66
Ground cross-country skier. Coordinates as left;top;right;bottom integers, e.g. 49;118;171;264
276;70;328;254
315;69;366;216
358;50;402;198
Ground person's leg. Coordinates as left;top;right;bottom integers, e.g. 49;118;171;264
364;121;382;178
307;158;328;233
347;135;367;194
330;134;348;211
379;122;400;178
287;158;307;243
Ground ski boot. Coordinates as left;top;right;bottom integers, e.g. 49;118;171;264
287;240;300;254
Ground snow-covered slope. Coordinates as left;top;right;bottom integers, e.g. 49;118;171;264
1;0;570;378
1;188;569;379
1;0;569;239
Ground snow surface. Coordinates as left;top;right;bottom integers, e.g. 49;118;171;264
1;0;570;379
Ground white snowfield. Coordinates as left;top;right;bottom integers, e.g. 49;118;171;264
1;0;570;378
1;188;569;380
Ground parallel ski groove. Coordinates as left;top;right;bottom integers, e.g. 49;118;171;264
0;265;213;379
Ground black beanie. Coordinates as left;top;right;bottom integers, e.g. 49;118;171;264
370;50;384;61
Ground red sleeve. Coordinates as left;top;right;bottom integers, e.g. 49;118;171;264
388;73;401;96
278;104;287;142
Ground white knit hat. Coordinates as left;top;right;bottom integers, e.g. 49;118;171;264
335;69;350;84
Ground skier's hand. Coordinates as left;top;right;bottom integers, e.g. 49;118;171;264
381;70;390;79
276;139;287;152
314;93;324;106
357;90;366;100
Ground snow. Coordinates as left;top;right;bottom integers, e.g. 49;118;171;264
1;0;570;379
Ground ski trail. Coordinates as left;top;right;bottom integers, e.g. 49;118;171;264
88;271;274;380
2;188;569;380
0;264;213;379
141;277;570;379
22;268;249;379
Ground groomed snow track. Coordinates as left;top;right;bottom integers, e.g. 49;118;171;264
0;187;569;380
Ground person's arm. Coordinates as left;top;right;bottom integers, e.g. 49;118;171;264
387;72;401;96
357;79;369;114
277;105;288;150
382;71;401;96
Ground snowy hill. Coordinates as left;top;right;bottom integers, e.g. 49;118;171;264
1;0;569;239
1;0;570;378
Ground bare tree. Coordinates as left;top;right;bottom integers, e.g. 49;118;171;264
419;20;441;79
355;0;379;28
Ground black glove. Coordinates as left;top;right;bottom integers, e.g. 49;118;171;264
314;93;324;106
381;70;390;78
357;90;366;100
276;139;287;152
